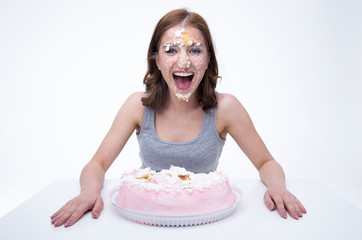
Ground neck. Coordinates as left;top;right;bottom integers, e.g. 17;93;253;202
164;92;200;114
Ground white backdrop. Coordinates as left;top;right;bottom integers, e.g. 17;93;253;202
1;0;361;217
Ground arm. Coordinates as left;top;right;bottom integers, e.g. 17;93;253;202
217;93;306;219
258;159;306;219
51;92;145;227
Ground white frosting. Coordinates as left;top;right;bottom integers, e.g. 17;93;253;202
121;166;228;192
176;92;191;102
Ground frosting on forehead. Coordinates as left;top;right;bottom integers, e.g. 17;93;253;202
179;29;194;46
169;28;194;47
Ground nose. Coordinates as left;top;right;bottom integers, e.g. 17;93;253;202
177;51;190;69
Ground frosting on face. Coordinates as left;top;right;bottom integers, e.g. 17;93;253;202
176;29;194;47
156;25;209;102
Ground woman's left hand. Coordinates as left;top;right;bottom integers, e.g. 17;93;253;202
263;187;307;220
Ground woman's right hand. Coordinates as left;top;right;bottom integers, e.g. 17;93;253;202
50;191;104;227
50;92;144;227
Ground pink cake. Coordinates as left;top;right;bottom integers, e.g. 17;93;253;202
115;166;236;215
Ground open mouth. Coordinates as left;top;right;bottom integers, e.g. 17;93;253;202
173;72;194;90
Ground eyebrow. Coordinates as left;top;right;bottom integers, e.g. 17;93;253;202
191;42;203;47
162;43;178;48
162;42;204;48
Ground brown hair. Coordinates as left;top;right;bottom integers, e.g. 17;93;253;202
141;9;220;112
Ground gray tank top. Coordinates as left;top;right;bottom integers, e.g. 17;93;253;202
137;107;226;173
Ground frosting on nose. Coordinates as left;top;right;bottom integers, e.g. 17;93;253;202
178;60;191;69
178;54;190;69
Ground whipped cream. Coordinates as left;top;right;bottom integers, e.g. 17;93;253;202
120;166;228;192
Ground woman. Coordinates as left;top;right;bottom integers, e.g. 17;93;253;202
51;9;306;227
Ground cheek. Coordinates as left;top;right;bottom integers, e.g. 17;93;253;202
159;56;176;72
191;55;208;73
158;60;170;74
164;60;172;71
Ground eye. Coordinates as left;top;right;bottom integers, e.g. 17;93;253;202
189;48;201;54
166;47;178;54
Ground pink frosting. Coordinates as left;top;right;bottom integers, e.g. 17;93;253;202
116;168;236;215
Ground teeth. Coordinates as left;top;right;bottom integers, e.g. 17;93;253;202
174;72;193;77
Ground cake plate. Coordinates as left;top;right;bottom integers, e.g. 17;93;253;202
110;185;242;227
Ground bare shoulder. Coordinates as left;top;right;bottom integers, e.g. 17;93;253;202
217;93;239;106
216;93;251;132
126;91;146;105
217;93;248;116
117;91;145;128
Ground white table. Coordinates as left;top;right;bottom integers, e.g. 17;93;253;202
0;179;361;240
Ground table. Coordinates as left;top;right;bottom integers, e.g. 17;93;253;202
0;179;361;240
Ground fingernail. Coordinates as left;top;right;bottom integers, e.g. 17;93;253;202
267;204;274;211
282;212;287;218
93;211;99;219
294;213;299;219
64;220;71;227
298;211;303;217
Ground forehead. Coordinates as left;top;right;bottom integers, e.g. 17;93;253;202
160;25;206;45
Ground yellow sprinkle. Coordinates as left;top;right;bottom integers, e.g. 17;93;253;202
180;30;193;46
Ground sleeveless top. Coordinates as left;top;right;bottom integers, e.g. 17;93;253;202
136;107;226;173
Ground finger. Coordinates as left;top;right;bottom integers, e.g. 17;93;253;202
64;203;91;227
264;192;275;211
53;211;70;226
284;196;299;220
293;202;303;218
53;211;70;227
51;198;75;221
50;210;60;220
51;204;68;220
274;196;287;219
52;204;71;225
298;200;307;214
92;196;104;219
53;202;78;227
292;199;304;218
52;210;65;225
293;198;306;217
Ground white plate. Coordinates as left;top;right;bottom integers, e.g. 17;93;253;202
110;184;242;227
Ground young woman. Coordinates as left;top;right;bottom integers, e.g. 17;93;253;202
51;9;306;227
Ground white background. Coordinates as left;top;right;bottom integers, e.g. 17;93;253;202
0;0;361;217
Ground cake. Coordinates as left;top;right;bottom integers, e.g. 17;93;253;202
115;166;236;215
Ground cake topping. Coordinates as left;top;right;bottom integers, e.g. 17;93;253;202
121;166;228;192
136;174;153;182
175;92;191;102
178;174;191;181
172;29;194;47
179;30;194;46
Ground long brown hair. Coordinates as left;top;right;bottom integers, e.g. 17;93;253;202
141;9;220;112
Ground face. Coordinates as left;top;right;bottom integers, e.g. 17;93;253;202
156;25;209;102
